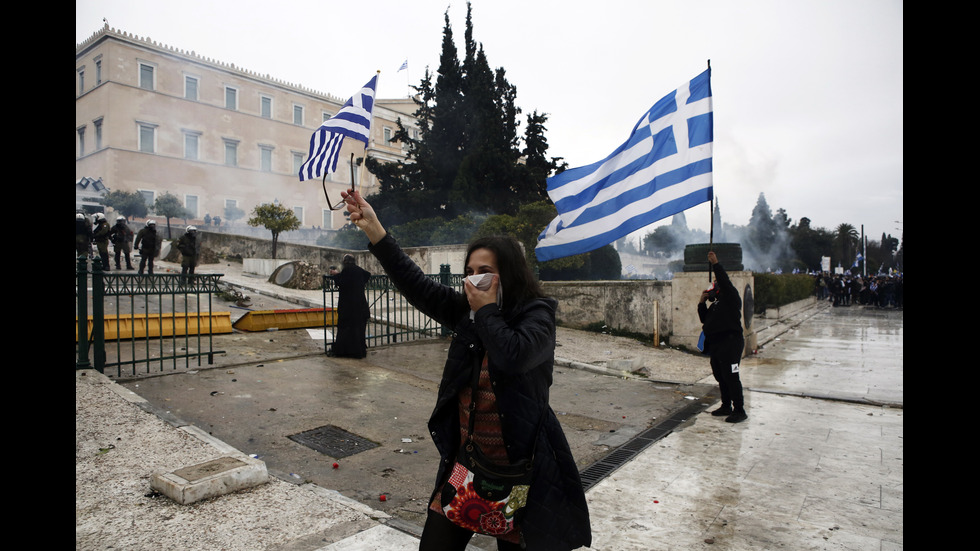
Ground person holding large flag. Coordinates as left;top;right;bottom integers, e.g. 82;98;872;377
536;68;713;262
698;251;748;424
340;189;592;551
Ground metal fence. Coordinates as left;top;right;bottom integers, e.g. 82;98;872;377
75;257;226;377
321;265;464;350
77;257;464;375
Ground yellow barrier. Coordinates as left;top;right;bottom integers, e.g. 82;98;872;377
233;308;337;332
76;312;233;342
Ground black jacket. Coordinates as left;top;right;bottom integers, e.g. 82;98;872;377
134;227;158;255
176;233;200;267
369;234;591;550
109;222;133;247
697;263;743;352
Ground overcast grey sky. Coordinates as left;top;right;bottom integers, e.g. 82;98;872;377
77;0;904;243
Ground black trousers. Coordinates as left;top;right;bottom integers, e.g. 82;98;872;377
114;245;132;269
138;254;154;274
709;333;745;411
419;509;523;551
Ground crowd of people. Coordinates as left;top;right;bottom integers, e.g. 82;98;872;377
814;271;903;308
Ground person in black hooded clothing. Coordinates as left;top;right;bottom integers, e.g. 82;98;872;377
328;254;371;358
698;251;748;424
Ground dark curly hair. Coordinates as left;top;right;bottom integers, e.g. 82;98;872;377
465;235;544;312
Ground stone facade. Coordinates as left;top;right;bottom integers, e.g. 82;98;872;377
75;25;418;230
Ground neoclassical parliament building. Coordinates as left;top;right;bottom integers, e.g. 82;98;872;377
75;24;418;230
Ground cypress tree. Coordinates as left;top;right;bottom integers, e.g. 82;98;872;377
365;2;558;225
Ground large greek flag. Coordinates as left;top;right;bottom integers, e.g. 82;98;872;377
535;69;713;261
298;75;378;181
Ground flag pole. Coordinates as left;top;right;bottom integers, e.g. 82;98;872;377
707;59;713;284
357;70;381;193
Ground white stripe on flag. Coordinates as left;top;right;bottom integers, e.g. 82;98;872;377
298;75;378;182
536;69;713;262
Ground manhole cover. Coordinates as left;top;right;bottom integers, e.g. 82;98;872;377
287;425;379;458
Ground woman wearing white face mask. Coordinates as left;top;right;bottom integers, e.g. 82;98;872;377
341;190;591;551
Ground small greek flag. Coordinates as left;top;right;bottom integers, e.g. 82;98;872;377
298;75;378;181
536;69;713;261
398;60;408;72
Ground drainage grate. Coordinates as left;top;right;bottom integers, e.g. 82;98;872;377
288;425;379;459
578;397;715;491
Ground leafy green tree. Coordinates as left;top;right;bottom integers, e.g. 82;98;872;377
790;217;834;271
318;224;369;250
469;200;622;280
587;245;623;280
248;203;300;259
430;214;485;245
834;223;859;269
388;217;445;246
154;192;191;239
644;225;683;256
101;190;147;220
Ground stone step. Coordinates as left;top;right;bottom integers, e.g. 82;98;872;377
150;455;269;505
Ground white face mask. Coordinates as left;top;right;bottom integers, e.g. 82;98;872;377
466;273;494;290
466;273;503;317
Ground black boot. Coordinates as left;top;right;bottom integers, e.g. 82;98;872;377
725;409;748;423
710;405;732;417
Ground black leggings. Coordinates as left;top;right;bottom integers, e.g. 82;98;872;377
419;509;523;551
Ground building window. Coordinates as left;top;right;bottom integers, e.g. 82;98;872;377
94;119;103;150
77;126;86;157
78;68;85;95
139;62;155;90
384;127;393;145
224;199;239;221
225;87;238;110
293;152;304;175
322;111;332;123
184;131;201;160
185;76;199;101
293;207;304;226
95;57;102;85
185;195;199;219
138;123;157;153
261;96;273;118
224;139;239;166
139;190;155;207
260;146;273;172
293;104;304;125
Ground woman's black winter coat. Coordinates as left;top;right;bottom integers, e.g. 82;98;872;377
369;234;591;550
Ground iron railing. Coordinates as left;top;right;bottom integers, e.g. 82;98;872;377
75;256;226;377
321;264;464;350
